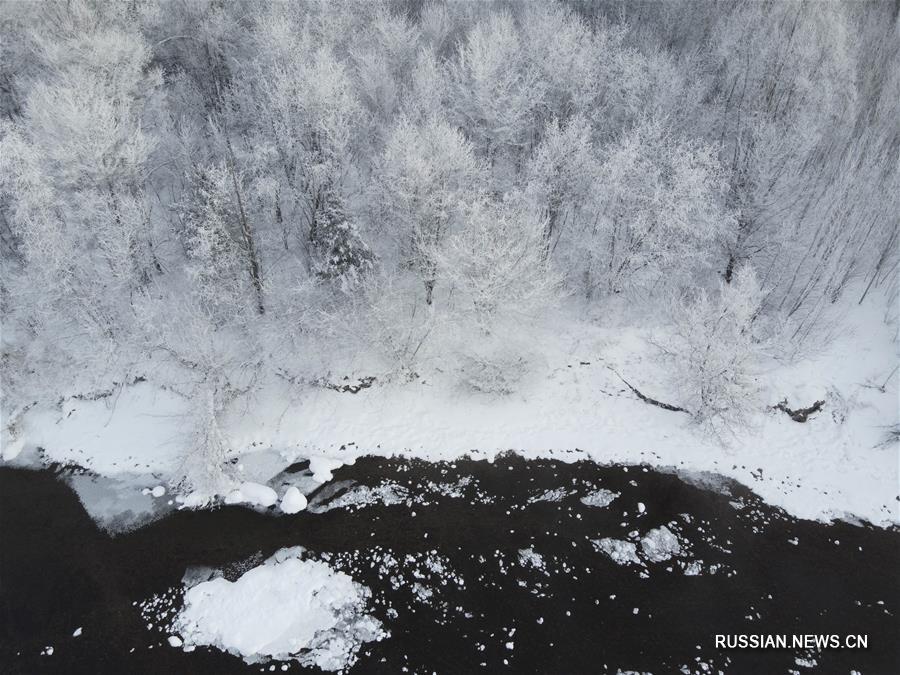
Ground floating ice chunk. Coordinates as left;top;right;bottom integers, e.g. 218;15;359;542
167;636;183;648
640;526;681;562
580;489;619;508
591;538;641;565
682;560;703;576
173;549;386;671
72;627;82;637
280;487;307;514
151;485;166;498
529;487;573;504
517;547;547;573
309;483;408;513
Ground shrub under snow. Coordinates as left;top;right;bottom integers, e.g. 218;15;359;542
657;266;773;432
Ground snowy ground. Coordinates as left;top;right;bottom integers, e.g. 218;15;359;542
4;296;897;528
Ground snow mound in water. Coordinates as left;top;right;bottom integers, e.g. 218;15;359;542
517;547;547;573
528;487;575;503
308;482;409;513
580;488;619;507
280;486;307;514
173;549;386;671
224;482;278;508
309;456;344;483
640;525;681;562
591;538;641;565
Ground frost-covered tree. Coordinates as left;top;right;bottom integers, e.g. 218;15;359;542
449;11;544;161
349;7;421;134
584;118;735;296
0;0;163;340
438;195;561;395
0;0;895;477
179;162;261;320
705;1;857;282
657;266;772;432
235;14;368;283
401;48;447;122
441;196;560;327
524;114;597;256
373;116;485;305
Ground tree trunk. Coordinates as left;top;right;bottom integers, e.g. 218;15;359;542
724;254;736;283
225;136;265;315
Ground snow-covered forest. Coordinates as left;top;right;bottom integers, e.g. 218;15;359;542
0;0;897;518
1;2;899;672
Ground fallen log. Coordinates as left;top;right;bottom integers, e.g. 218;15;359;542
772;398;825;423
610;369;687;413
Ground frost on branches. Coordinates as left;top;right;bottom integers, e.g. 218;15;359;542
658;266;773;433
0;0;896;493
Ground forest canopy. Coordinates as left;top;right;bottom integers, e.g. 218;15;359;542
1;0;897;479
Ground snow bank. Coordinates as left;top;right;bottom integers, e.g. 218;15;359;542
1;435;24;461
309;456;344;483
224;302;896;527
8;295;898;527
14;381;190;474
280;486;307;514
224;482;278;508
172;549;386;671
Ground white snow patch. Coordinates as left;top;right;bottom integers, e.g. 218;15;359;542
174;550;386;671
1;435;25;461
11;294;897;527
309;456;344;483
225;482;278;508
178;492;212;509
280;487;307;514
16;381;189;474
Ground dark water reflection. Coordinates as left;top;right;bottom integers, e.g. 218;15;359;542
1;456;897;674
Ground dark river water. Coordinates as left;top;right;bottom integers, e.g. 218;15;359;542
1;456;898;674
